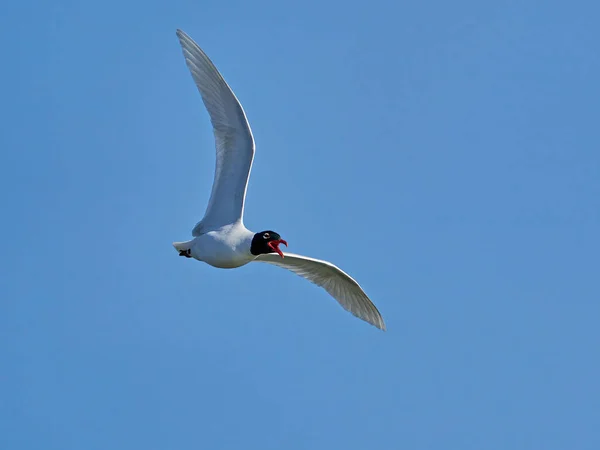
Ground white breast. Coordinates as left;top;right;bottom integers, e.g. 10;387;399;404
191;225;255;269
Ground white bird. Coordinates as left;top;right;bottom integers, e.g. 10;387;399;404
172;30;386;331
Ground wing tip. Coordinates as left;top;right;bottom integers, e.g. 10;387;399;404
370;317;387;331
175;29;195;48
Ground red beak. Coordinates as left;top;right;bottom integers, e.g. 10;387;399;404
267;239;288;258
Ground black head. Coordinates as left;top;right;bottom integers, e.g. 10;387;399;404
250;230;288;258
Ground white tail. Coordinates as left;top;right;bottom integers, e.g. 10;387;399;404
172;240;193;253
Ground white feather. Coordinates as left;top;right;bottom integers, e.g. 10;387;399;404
176;29;255;236
254;253;386;330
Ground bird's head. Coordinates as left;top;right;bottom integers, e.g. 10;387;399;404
250;230;288;258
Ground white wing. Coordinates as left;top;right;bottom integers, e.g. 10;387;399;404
176;30;255;235
254;253;386;330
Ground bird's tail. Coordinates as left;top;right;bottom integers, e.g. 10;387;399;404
172;240;193;253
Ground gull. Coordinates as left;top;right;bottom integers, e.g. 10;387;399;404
172;30;385;330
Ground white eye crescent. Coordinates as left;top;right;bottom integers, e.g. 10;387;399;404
263;232;270;239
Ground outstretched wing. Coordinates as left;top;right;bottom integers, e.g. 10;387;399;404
176;30;255;235
254;252;386;330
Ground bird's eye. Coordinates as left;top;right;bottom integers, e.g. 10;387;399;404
263;232;270;239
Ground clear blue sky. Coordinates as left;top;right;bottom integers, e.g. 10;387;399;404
1;0;599;448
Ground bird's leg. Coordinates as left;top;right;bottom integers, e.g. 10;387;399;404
179;249;192;258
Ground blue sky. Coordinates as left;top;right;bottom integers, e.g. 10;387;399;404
1;0;599;448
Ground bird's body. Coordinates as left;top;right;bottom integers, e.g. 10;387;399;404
174;224;255;269
173;29;386;330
